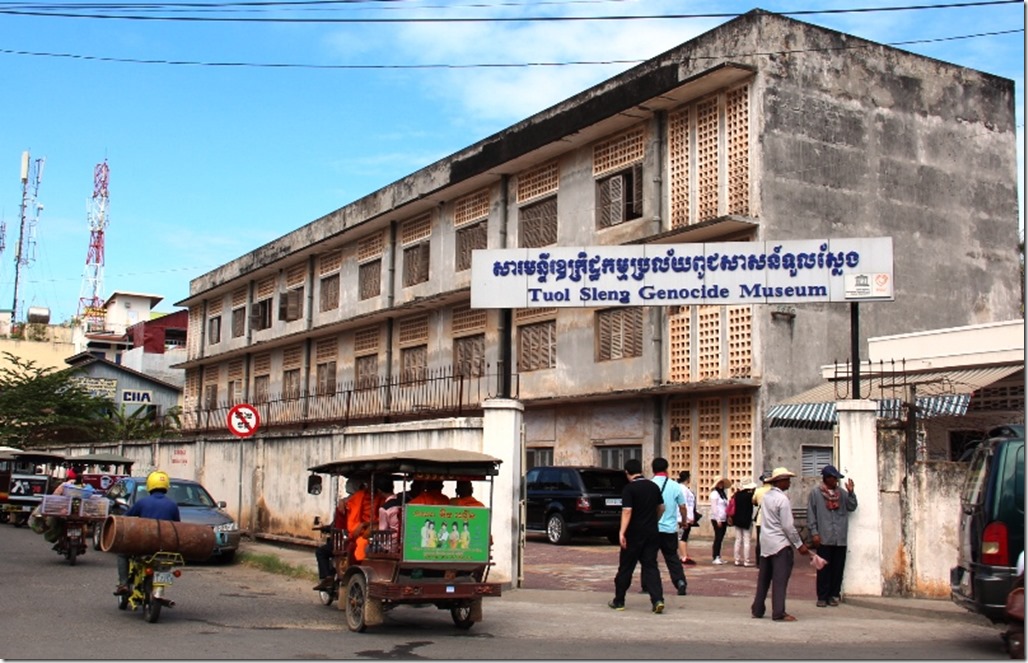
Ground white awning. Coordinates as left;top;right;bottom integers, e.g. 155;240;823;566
766;364;1021;430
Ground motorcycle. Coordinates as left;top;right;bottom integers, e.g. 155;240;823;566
1004;572;1024;659
52;517;89;565
117;551;185;623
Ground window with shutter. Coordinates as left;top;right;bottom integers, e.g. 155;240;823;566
208;316;222;345
253;375;270;403
319;274;339;312
453;334;485;377
596;163;643;229
316;361;337;396
455;221;487;272
517;319;556;372
355;355;379;389
403;242;430;287
400;345;427;383
283;368;301;400
597;308;643;361
278;289;303;322
520;197;557;248
251;299;272;331
231;307;246;337
802;446;834;476
359;260;381;300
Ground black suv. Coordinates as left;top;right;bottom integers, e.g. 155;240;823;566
525;466;628;545
951;426;1025;623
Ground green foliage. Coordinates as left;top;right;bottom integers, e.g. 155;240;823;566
0;352;115;448
106;403;182;441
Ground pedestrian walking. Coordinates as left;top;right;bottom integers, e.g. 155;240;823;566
730;480;757;567
677;470;698;565
807;464;857;607
609;458;666;614
751;467;810;622
709;476;730;564
650;457;688;596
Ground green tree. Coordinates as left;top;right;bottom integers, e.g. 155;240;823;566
107;403;182;441
0;352;115;448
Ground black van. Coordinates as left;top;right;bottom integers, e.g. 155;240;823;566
951;428;1025;623
524;466;628;545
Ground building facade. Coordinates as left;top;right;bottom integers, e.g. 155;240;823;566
176;10;1021;501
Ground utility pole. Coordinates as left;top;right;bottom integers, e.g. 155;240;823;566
12;150;44;323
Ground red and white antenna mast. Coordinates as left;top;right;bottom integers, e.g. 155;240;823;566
77;160;109;332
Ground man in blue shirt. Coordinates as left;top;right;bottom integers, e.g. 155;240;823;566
115;470;180;595
649;457;688;596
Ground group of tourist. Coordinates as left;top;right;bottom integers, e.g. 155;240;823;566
609;457;857;621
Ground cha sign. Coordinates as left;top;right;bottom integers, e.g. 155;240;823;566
471;237;893;309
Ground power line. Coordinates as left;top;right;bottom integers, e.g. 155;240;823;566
0;28;1020;69
0;0;1020;22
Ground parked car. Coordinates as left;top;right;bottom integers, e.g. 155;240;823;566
95;476;241;563
951;429;1025;623
525;466;628;545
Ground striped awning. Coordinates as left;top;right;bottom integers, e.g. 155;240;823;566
766;364;1021;430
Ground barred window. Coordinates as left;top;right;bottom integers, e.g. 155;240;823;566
359;260;381;300
283;368;302;400
520;196;557;248
403;242;430;287
518;319;556;372
231;307;246;338
454;334;485;377
596;163;643;228
208;316;222;345
320;273;339;312
356;354;379;389
597;308;643;361
400;345;427;382
316;360;336;396
456;221;487;272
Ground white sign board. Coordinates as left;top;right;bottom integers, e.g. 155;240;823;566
471;237;893;309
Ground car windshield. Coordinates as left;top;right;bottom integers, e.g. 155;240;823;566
580;470;628;493
169;482;217;508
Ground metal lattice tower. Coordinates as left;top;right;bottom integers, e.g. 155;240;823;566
12;151;44;322
77;160;109;332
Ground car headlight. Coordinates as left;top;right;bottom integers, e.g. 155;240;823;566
213;522;238;533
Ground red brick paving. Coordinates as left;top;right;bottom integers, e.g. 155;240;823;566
521;535;816;599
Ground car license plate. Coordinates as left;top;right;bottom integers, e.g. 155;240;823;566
446;586;455;593
155;572;175;585
605;498;622;507
66;527;82;537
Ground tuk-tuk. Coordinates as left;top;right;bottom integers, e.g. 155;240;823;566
0;450;65;526
65;452;134;494
306;448;503;632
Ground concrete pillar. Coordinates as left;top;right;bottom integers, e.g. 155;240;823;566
481;398;524;587
836;399;882;597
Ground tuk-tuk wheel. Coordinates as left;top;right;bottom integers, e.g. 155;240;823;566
345;574;368;632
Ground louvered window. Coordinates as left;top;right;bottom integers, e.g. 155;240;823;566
597;308;643;361
231;306;246;338
400;346;427;383
278;288;303;322
356;355;379;389
251;299;272;331
456;221;487;272
520;197;557;248
204;384;218;409
596;164;643;228
315;338;337;396
359;260;381;300
518;319;556;372
320;273;339;311
208;316;222;345
454;334;485;377
253;375;270;403
403;243;430;286
283;369;301;400
802;446;834;477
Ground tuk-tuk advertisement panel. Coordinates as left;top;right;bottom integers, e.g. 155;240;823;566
402;505;490;563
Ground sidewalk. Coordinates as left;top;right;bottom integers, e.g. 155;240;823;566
238;534;976;624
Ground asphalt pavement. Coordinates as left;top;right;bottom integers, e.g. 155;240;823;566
240;532;986;626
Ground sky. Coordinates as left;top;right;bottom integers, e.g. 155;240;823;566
0;0;1022;323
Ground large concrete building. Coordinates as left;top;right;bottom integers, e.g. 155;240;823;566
176;10;1021;501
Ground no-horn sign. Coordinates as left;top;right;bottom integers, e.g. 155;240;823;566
227;403;261;438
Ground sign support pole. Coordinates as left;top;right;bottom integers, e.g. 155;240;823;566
850;302;861;397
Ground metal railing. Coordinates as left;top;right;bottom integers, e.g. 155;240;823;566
180;365;517;433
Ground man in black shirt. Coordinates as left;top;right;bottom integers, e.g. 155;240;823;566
609;457;666;613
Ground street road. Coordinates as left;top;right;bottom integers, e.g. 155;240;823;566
0;524;1008;659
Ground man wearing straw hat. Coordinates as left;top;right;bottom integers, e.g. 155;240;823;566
750;467;809;622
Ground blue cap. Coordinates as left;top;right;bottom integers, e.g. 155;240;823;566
822;464;844;479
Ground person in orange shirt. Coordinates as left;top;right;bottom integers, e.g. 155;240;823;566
408;479;450;505
348;476;390;562
449;480;484;507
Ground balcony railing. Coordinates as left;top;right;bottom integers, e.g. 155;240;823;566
181;365;518;433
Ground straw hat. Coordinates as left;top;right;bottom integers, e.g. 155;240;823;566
740;480;758;490
765;467;796;483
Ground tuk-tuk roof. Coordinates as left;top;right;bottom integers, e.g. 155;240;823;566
309;448;502;477
67;452;135;466
8;451;65;463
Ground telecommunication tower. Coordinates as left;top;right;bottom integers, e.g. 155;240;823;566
12;150;45;322
77;160;110;332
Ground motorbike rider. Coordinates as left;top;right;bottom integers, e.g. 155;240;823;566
114;470;181;596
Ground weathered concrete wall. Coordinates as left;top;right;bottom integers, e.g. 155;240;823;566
910;460;965;598
877;427;907;595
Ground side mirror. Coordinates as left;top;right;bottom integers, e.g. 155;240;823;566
307;474;323;495
218;501;227;508
114;498;129;509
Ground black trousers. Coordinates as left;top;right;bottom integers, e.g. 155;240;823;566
712;520;728;558
751;546;795;620
816;544;847;601
614;533;662;605
315;540;333;579
642;532;688;592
